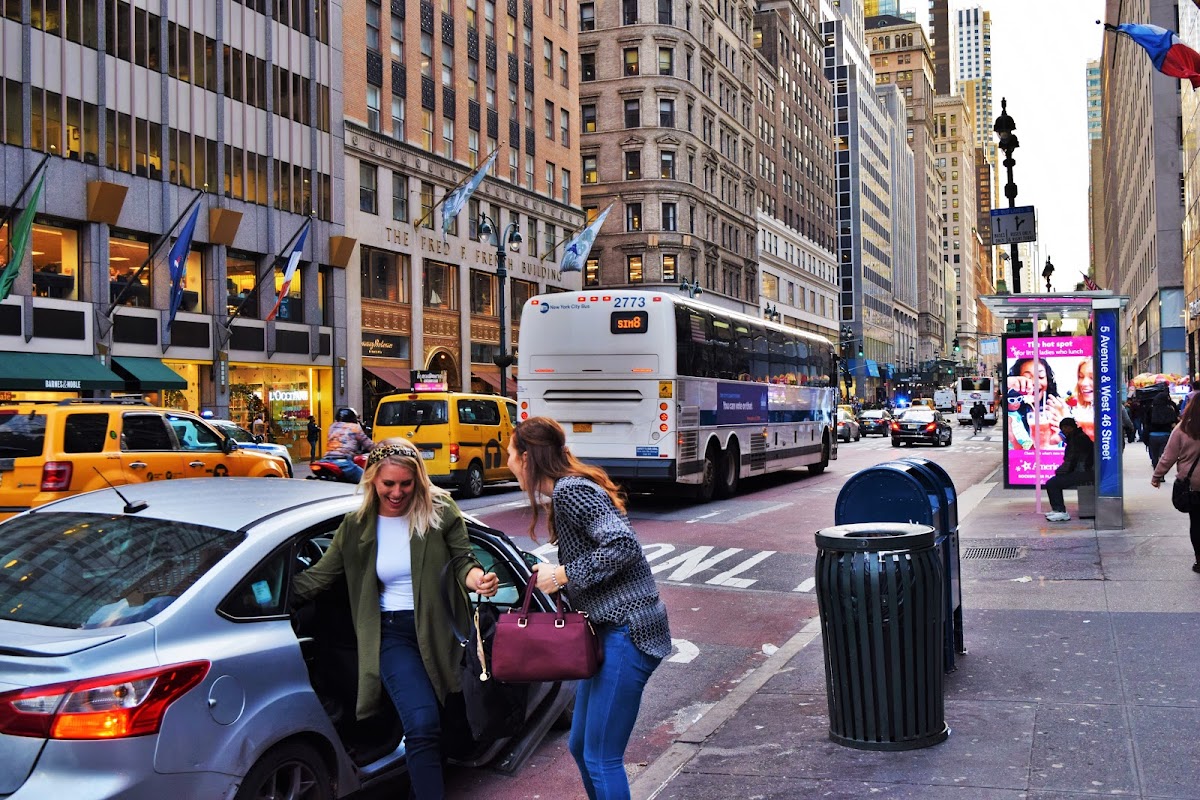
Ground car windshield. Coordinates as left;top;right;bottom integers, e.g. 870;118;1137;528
0;513;243;629
375;399;449;426
901;409;935;422
213;421;255;443
0;409;47;458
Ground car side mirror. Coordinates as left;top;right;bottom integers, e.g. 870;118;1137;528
223;438;239;455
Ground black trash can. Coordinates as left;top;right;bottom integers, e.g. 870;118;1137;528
815;522;949;751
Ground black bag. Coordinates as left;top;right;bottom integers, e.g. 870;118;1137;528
1172;456;1200;513
1152;399;1179;427
439;559;527;742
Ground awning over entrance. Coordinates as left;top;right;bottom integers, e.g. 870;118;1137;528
471;370;512;396
364;365;411;390
110;357;188;390
0;352;125;391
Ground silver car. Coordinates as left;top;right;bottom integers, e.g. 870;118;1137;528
0;479;572;799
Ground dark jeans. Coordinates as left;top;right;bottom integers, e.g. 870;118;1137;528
569;625;662;800
380;610;443;800
1148;432;1171;468
1044;472;1093;513
1190;508;1200;564
972;418;983;434
326;455;363;483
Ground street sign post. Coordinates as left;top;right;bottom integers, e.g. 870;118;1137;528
989;206;1037;245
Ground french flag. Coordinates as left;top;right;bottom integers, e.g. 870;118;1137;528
1108;23;1200;89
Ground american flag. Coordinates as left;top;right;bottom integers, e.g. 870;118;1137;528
1081;272;1101;291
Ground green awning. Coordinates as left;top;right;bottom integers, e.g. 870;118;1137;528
0;352;125;391
110;357;188;390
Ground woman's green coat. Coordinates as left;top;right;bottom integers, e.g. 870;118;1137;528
292;499;477;720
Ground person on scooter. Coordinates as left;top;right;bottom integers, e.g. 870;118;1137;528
325;407;374;483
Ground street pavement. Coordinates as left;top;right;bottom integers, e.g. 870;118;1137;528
630;440;1200;800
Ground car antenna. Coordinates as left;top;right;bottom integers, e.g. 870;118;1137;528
91;467;149;513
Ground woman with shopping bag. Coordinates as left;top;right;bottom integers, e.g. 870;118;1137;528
507;417;671;800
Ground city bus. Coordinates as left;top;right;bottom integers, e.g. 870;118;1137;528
954;375;998;426
516;290;839;501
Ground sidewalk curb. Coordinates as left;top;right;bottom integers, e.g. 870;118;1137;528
631;468;999;800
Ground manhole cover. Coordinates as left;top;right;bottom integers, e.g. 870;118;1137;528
962;546;1022;560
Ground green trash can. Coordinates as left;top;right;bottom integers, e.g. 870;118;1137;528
814;522;948;751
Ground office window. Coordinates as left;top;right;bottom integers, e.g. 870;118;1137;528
660;150;675;179
366;86;381;131
544;100;554;138
545;162;555;195
580;1;595;30
359;162;377;213
366;1;381;51
391;96;404;136
561;169;570;203
659;98;674;127
662;253;677;281
525;154;534;188
624;47;639;76
560;49;569;87
471;270;497;315
662;202;676;231
626;203;642;231
584;257;600;286
466;0;477;27
582;103;596;133
658;47;674;75
582;154;598;183
484;0;495;38
581;52;596;81
421;110;434;150
392;173;408;221
420;32;433;77
624;99;640;128
442;118;454;158
442;43;454;85
560;109;570;145
424;261;457;308
543;38;553;77
627;255;643;283
622;0;637;25
625;151;641;179
420;181;434;229
658;0;672;24
508;147;518;181
467;59;479;101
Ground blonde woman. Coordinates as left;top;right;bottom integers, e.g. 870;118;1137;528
293;440;498;799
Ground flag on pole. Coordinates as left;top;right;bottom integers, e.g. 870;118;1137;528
1081;272;1101;291
266;220;311;322
1106;23;1200;88
165;205;201;324
441;151;498;239
559;203;614;273
0;171;46;302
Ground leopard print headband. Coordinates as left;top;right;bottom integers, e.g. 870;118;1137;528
367;441;421;467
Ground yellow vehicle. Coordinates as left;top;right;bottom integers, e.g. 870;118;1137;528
0;399;289;521
911;397;937;409
372;390;517;498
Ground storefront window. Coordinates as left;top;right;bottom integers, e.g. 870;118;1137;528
108;234;151;307
470;269;495;315
3;221;81;300
424;260;457;310
160;361;200;411
228;364;331;463
227;252;260;318
271;260;305;322
360;247;409;303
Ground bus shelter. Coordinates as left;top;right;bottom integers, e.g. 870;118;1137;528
981;292;1129;530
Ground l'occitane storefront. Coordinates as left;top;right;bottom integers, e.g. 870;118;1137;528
228;364;333;462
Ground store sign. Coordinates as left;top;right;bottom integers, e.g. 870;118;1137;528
1094;308;1121;497
269;389;310;402
411;370;448;392
362;333;411;358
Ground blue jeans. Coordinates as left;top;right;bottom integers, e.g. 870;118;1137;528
326;455;363;483
1148;432;1171;468
379;611;443;799
569;625;662;800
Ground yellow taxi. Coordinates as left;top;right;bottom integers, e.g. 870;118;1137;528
372;389;517;498
0;399;289;520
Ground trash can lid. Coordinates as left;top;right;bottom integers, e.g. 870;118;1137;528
815;522;936;552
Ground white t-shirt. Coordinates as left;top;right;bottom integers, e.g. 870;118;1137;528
376;515;414;611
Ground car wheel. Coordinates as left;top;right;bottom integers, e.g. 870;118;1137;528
854;429;861;442
716;441;740;499
946;431;953;446
235;742;331;800
891;438;900;448
458;461;485;499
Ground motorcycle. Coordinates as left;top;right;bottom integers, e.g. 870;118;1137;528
307;453;368;483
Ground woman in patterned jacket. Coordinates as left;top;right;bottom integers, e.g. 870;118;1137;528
507;417;671;800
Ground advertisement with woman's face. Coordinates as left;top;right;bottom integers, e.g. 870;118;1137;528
1004;336;1094;486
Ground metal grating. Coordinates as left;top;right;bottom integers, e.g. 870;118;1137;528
962;546;1022;560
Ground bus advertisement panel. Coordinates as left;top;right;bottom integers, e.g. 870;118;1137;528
1003;335;1094;487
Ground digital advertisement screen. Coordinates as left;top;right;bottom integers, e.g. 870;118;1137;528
1004;335;1094;487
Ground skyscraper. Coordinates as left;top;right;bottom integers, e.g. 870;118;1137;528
954;7;994;174
1086;59;1106;285
929;0;952;95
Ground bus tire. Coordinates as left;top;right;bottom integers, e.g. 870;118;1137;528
807;437;830;475
694;443;719;502
716;440;740;498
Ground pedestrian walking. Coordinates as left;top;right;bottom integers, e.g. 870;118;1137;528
292;441;500;799
507;417;671;800
251;413;267;439
1043;417;1094;522
1150;392;1200;573
969;401;986;435
1146;391;1179;468
306;416;321;460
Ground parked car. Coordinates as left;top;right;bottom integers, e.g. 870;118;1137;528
890;407;953;447
207;419;295;477
0;479;573;799
0;399;288;521
836;409;861;442
858;409;893;437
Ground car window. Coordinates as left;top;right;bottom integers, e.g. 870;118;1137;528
220;546;291;619
504;402;517;424
0;512;243;629
121;413;176;451
63;412;109;453
215;422;256;444
475;400;501;426
168;414;224;452
376;399;449;425
457;399;478;424
901;409;935;421
0;409;47;458
471;540;522;606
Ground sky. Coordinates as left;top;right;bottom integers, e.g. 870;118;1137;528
911;0;1106;291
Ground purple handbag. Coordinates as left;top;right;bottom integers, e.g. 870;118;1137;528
491;573;603;683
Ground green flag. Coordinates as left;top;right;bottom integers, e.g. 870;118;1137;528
0;173;46;302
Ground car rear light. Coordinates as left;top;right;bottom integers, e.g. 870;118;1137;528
40;461;72;491
0;661;209;740
890;422;900;431
449;443;459;464
925;423;937;432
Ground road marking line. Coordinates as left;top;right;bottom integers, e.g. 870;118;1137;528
668;638;699;664
652;546;743;581
684;511;722;524
706;550;775;588
728;502;790;522
793;577;816;593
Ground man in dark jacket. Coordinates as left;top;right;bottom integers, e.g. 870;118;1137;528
969;401;986;435
1044;417;1094;522
1146;391;1179;468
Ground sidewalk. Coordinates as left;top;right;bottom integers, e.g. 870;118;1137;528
632;447;1200;799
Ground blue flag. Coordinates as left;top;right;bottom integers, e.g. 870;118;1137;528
560;204;613;272
166;205;200;324
441;151;498;239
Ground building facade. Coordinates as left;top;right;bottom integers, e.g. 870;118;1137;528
0;0;346;463
953;6;994;173
1086;58;1107;287
933;93;978;363
928;0;952;96
340;0;584;417
878;83;918;394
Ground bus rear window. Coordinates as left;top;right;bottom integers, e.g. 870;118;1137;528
960;378;992;392
376;400;449;426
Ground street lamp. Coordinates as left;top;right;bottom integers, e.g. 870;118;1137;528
994;97;1022;293
477;212;522;398
763;302;781;323
1042;256;1055;293
679;277;703;298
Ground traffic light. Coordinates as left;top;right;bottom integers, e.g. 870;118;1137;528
952;337;961;353
857;344;864;357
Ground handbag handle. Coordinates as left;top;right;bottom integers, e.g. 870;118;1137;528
516;571;567;625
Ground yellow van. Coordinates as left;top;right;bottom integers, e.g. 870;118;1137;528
372;391;518;498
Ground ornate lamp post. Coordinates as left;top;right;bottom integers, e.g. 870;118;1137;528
678;277;703;298
477;212;522;398
1042;256;1055;293
994;98;1022;293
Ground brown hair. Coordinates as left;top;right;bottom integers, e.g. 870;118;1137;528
1181;393;1200;440
511;416;625;542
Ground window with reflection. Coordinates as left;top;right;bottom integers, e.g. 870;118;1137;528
227;252;260;318
470;270;496;315
511;278;536;323
360;247;405;303
271;259;304;322
107;234;151;307
11;222;81;301
424;261;457;310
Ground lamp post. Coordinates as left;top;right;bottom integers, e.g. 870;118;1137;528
679;277;703;298
763;302;781;323
994;97;1021;293
1042;256;1055;293
477;212;522;398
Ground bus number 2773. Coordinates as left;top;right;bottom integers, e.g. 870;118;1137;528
613;296;647;308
